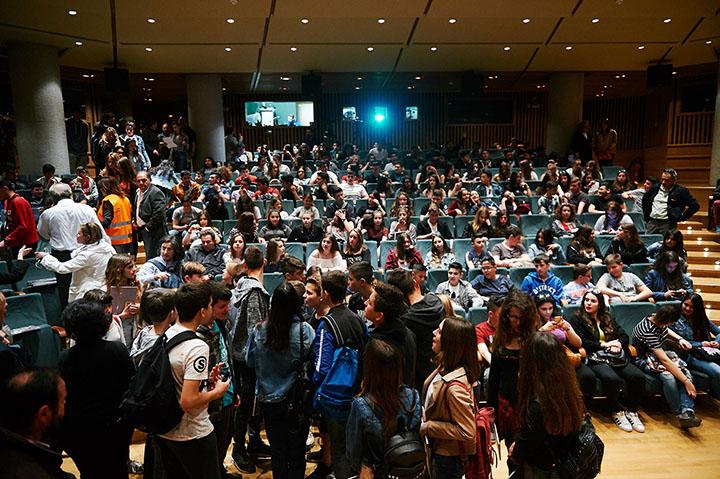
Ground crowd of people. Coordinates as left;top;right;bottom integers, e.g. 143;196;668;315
0;115;718;479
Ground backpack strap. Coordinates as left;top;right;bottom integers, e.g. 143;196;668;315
165;330;198;351
321;313;344;348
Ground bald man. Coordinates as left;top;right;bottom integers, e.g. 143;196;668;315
134;171;169;259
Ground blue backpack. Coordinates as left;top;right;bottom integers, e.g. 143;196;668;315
314;315;360;418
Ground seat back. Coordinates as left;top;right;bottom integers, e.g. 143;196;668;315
610;303;656;337
263;273;285;295
509;267;535;288
467;307;488;325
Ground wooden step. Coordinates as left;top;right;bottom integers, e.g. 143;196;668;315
684;240;720;252
690;277;720;295
685;250;720;264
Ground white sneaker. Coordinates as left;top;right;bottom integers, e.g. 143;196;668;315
306;429;315;448
613;412;632;432
625;412;645;433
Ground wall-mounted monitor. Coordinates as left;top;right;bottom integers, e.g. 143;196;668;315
342;106;357;121
406;106;418;120
244;101;314;126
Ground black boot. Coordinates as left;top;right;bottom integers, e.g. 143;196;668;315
231;447;255;474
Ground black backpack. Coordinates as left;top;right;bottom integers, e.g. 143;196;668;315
120;331;198;434
552;414;604;479
377;409;428;479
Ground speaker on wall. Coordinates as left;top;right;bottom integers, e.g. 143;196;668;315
646;64;673;89
461;70;485;96
301;73;322;97
104;67;130;92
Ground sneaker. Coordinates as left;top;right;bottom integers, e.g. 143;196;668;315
677;411;702;429
127;460;144;474
306;450;323;463
613;411;632;432
625;412;645;433
306;429;315;449
247;439;272;457
231;448;256;474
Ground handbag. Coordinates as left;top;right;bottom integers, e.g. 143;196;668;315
643;350;688;374
690;346;720;365
287;322;314;431
586;349;628;369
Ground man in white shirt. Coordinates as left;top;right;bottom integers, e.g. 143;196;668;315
341;173;369;201
435;262;483;311
156;281;230;479
37;183;111;310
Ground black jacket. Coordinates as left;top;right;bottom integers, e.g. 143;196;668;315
371;320;417;388
569;315;630;355
416;219;453;239
136;184;169;233
606;239;648;265
642;183;699;224
0;427;67;479
399;293;444;391
287;224;324;243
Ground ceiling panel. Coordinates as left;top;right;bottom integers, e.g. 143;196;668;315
691;15;720;42
116;14;266;45
117;45;259;73
397;44;537;72
575;0;718;18
266;17;413;44
668;42;720;68
273;0;427;18
261;45;400;72
554;16;698;43
413;17;555;43
531;43;672;71
426;0;577;18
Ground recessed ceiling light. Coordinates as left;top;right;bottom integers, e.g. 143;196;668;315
225;47;232;52
281;87;287;91
565;45;573;51
148;77;155;82
290;47;297;52
637;45;645;50
355;86;361;90
672;71;677;75
705;40;713;45
148;98;153;102
488;75;494;79
377;18;385;24
591;18;599;24
367;46;374;52
621;74;626;78
522;18;530;24
301;18;309;24
448;18;457;24
415;75;422;80
430;46;438;52
68;10;77;16
75;41;83;46
503;46;511;51
603;85;608;88
147;17;156;24
280;76;291;81
226;18;235;24
222;87;227;91
357;76;363;80
82;74;90;78
407;86;413;90
615;75;620;79
145;47;153;52
663;18;672;23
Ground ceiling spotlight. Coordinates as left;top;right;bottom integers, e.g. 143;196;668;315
148;77;155;81
147;17;156;24
663;18;672;23
226;18;235;24
565;45;573;51
68;10;77;16
222;87;227;91
75;41;83;46
615;75;620;79
407;86;413;90
672;71;677;75
357;76;363;80
377;18;385;24
637;45;645;50
280;76;291;81
591;18;599;24
290;47;297;52
503;46;511;51
224;47;232;52
522;18;530;24
300;18;309;24
82;74;90;78
621;74;626;78
430;46;438;52
145;47;153;52
367;46;374;52
603;85;608;88
448;18;457;24
415;75;422;80
706;40;713;45
281;87;288;91
355;86;361;90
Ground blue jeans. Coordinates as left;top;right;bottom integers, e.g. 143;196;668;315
432;454;464;479
642;366;695;415
687;355;720;398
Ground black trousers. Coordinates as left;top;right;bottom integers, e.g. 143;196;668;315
51;249;72;311
262;400;310;479
63;421;131;479
156;432;220;479
588;362;646;412
210;405;235;475
232;361;262;450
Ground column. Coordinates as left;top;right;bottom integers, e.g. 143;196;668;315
186;75;225;169
8;42;70;175
546;73;584;155
710;62;720;186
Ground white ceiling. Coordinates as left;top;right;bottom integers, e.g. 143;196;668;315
0;0;718;76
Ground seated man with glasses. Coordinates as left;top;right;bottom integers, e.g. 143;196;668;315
470;257;514;301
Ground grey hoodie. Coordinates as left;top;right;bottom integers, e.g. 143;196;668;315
229;275;270;362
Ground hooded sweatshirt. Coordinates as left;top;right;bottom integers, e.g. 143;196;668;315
229;275;270;363
371;319;417;388
520;271;564;305
399;293;444;391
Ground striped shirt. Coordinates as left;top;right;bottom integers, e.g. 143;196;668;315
632;316;667;356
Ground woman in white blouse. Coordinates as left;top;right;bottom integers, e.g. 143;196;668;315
307;234;347;272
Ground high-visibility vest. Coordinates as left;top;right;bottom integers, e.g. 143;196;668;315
99;194;132;245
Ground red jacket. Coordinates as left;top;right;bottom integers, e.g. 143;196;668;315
3;193;39;248
384;247;424;271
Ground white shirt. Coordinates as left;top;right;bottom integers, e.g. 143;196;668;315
650;187;670;220
37;198;110;250
341;183;368;201
135;189;146;227
159;323;214;441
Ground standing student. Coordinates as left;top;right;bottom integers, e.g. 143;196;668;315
509;332;586;477
0;179;39;256
346;261;375;322
421;317;479;479
155;282;231;479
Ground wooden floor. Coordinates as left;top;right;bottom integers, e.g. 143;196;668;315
62;396;720;479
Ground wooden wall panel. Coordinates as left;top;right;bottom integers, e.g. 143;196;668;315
668;72;716;146
583;95;646;151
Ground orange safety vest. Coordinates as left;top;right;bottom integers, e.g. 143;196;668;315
99;194;132;245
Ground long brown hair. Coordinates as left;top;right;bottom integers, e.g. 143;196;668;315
619;223;643;250
104;254;138;287
98;177;125;198
492;289;540;352
360;339;404;440
517;332;584;435
437;317;481;385
576;289;614;336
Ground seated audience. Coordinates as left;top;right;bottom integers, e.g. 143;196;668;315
491;225;532;268
606;223;648;265
644;251;693;302
520;255;565;305
593;201;633;234
425;234;455;269
597;254;653;304
566;226;603;265
417;205;453;240
562;264;595;305
387;207;417;242
385;232;424;271
527;228;566;264
465;234;491;270
184;228;228;278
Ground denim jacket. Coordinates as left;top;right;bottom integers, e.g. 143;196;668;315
670;314;720;348
346;386;421;471
245;317;315;404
